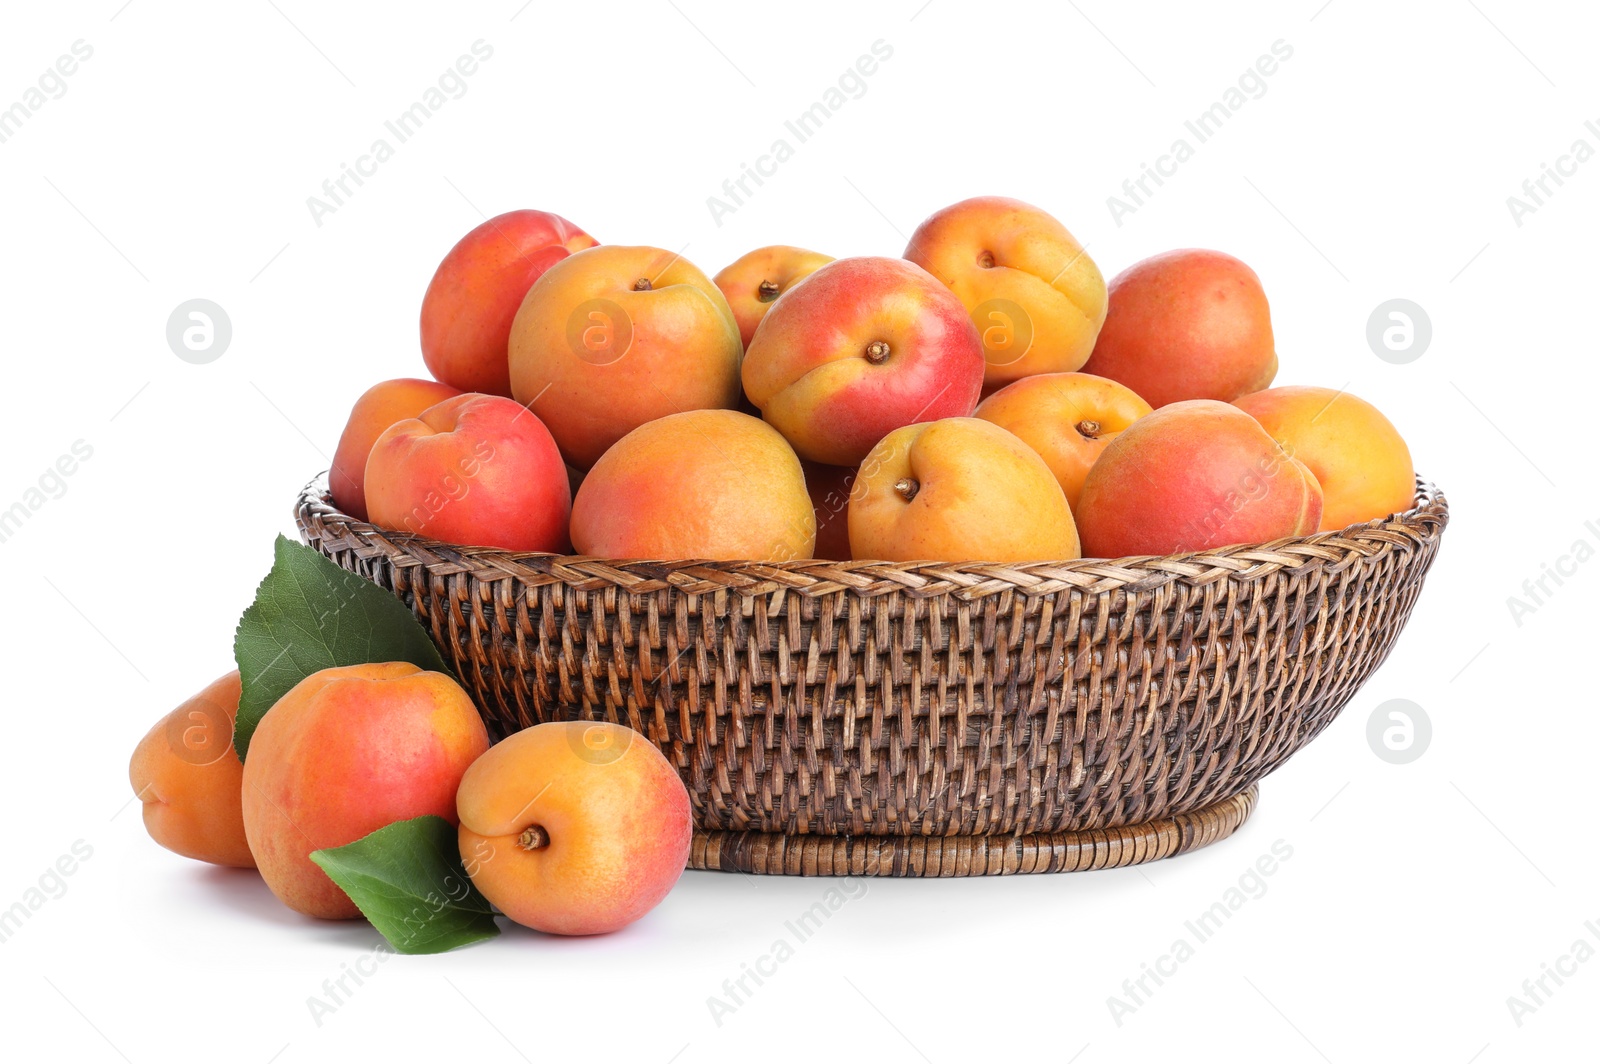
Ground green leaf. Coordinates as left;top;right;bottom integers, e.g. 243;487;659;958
311;816;500;955
232;534;450;760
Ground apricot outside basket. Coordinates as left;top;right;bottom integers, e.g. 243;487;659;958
294;475;1448;877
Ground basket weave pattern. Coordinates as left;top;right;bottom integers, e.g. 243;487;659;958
294;477;1447;873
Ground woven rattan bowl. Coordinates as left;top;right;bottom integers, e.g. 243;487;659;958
294;475;1447;877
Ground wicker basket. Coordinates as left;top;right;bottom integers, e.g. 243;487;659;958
294;476;1448;876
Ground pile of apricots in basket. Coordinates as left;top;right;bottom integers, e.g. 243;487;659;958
334;195;1416;565
126;198;1421;946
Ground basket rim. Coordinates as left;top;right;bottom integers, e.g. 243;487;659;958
295;474;1448;599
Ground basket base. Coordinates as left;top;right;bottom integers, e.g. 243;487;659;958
689;786;1258;877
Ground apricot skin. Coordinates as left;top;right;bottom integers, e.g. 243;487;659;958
1233;386;1416;531
848;417;1080;563
1074;399;1323;558
421;209;597;396
364;393;571;553
741;256;986;467
973;372;1152;510
713;245;834;347
507;244;743;470
904;196;1107;392
129;671;255;869
241;663;490;920
1083;249;1277;408
457;721;692;936
570;409;815;562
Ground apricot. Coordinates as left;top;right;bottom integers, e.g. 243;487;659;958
1233;386;1416;531
329;378;461;521
570;409;814;561
904;196;1107;392
741;256;985;467
365;393;571;552
241;663;490;919
457;721;691;936
128;671;254;868
849;417;1079;563
1075;400;1323;558
973;372;1152;510
713;245;834;347
802;460;856;562
1083;249;1277;407
421;209;597;395
508;245;743;469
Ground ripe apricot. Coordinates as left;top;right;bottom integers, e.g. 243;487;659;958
421;209;597;396
905;196;1107;392
1083;249;1277;407
129;671;255;868
329;378;461;521
741;256;985;467
570;409;815;562
241;663;490;919
713;245;833;347
507;245;743;469
457;721;691;936
973;372;1152;510
1233;385;1415;531
1075;399;1323;557
849;417;1080;563
364;393;571;553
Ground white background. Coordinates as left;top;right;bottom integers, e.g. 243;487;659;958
1;1;1593;1060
